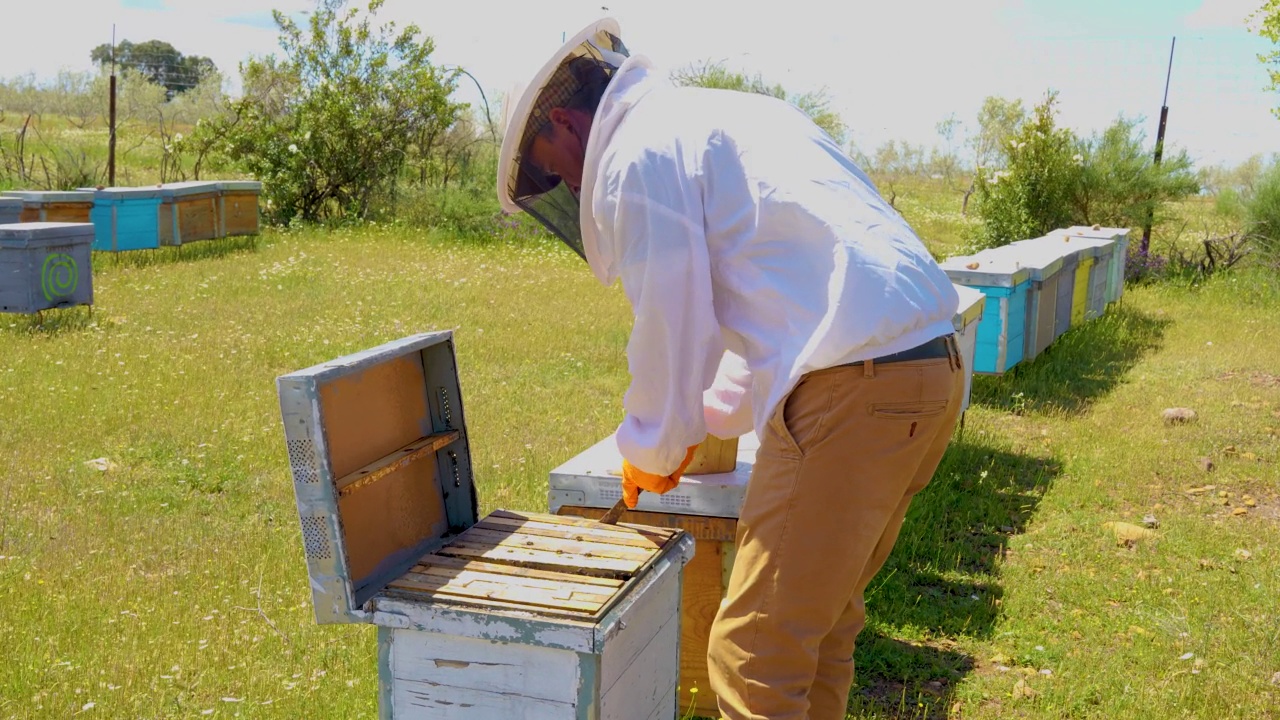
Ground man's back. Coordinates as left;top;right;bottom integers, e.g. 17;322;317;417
589;70;960;437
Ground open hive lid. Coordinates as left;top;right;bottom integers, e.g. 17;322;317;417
158;181;220;199
380;509;690;622
217;180;262;192
940;251;1032;288
549;433;759;519
1;190;94;203
952;284;986;330
276;331;480;624
0;222;95;248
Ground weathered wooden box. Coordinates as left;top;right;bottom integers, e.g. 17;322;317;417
951;284;985;414
1;190;94;223
941;253;1031;375
0;198;21;224
0;222;94;313
81;186;165;251
158;182;221;245
1063;225;1129;306
550;433;757;717
277;331;694;719
218;180;262;237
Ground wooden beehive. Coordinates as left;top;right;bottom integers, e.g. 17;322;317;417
0;198;21;224
1063;226;1129;306
940;253;1032;375
549;433;756;717
81;186;165;251
277;331;694;719
158;182;221;245
683;434;738;475
2;191;93;223
950;284;985;414
987;239;1066;362
218;180;261;237
0;222;94;314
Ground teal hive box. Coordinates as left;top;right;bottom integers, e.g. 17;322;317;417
82;186;165;251
0;222;94;313
0;198;21;224
1061;226;1129;306
158;182;222;245
941;252;1032;375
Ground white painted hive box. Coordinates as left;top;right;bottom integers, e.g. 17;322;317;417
276;331;695;719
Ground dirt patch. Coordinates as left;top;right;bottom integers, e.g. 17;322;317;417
1217;370;1280;389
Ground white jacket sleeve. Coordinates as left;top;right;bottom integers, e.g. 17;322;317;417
608;176;723;477
703;350;755;439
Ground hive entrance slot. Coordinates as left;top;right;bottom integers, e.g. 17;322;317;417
335;430;460;497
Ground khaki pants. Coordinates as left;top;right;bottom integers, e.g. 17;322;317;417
708;337;965;720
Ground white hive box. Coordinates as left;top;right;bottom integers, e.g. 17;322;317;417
951;284;986;414
276;331;694;720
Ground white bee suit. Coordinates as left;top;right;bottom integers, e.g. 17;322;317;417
579;58;961;476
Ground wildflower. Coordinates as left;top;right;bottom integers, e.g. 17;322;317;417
288;143;299;154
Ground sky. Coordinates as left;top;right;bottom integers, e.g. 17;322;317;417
1;0;1278;168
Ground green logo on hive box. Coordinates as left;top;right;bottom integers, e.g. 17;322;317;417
41;253;78;302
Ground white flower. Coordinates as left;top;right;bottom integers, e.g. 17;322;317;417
174;133;183;142
304;131;312;141
1072;153;1084;164
288;144;299;154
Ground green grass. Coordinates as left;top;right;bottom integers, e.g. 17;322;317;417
1;212;1278;719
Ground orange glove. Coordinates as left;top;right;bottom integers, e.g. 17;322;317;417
621;445;698;509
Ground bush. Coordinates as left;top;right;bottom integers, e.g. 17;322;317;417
1072;117;1199;233
971;91;1080;250
1245;161;1280;263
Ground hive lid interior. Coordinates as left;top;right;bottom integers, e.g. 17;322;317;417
384;510;681;620
277;331;480;622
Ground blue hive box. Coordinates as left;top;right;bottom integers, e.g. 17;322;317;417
83;186;165;251
0;222;95;313
941;252;1032;375
0;198;22;224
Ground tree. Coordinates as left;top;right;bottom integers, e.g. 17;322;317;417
192;0;463;224
971;91;1080;249
90;39;218;98
971;96;1026;170
671;60;847;146
1071;116;1199;230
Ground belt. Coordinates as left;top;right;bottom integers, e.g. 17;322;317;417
841;335;954;367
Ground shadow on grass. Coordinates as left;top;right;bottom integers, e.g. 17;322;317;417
972;304;1171;416
849;440;1062;718
1;304;98;336
93;235;261;269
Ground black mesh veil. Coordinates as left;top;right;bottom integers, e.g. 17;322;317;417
505;31;629;260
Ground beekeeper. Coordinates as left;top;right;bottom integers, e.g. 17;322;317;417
499;18;965;720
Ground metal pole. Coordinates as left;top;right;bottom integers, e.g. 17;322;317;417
1141;37;1176;255
108;25;117;187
